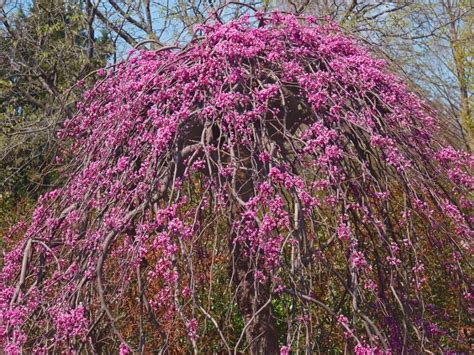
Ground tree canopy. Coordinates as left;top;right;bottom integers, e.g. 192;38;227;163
1;11;473;354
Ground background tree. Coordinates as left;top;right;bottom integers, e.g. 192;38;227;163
0;0;111;231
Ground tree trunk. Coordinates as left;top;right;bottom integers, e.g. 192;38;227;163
232;241;279;354
230;156;279;354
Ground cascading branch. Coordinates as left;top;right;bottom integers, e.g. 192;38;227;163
1;12;472;354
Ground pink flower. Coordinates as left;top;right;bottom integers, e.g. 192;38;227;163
337;222;351;241
119;343;131;355
186;318;199;340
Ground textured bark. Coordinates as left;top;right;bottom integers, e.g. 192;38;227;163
233;242;279;354
230;151;279;354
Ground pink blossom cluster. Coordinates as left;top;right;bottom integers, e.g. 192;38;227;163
50;304;89;341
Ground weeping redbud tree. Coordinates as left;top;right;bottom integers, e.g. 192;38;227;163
1;11;473;354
